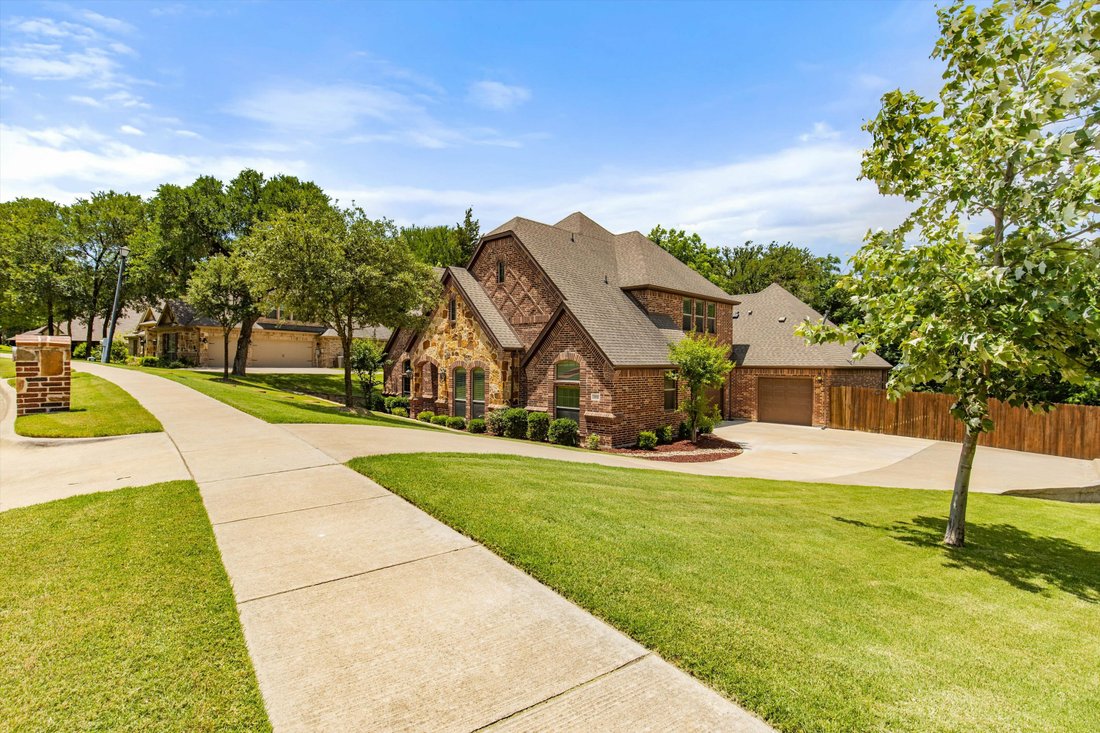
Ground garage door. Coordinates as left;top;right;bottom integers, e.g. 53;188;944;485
206;337;239;368
251;338;314;368
757;377;813;425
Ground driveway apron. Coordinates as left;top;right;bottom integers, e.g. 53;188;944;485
74;363;770;732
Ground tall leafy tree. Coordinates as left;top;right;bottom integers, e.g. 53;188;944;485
801;0;1099;547
453;206;480;264
401;224;462;266
185;254;255;381
0;198;72;337
246;205;440;406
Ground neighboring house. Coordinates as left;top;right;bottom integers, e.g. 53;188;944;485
728;283;890;426
127;300;392;368
383;212;738;447
13;308;149;351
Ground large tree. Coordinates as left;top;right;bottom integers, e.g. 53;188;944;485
401;207;481;267
185;254;255;381
246;205;440;406
801;0;1099;547
0;198;72;338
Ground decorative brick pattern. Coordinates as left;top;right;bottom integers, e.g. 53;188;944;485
470;235;561;346
13;335;72;416
729;367;887;426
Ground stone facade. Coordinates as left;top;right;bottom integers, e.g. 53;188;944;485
13;335;71;416
729;367;887;426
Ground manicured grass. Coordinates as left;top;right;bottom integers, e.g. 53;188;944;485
0;344;11;353
134;367;430;428
351;453;1100;733
2;359;162;438
0;481;270;731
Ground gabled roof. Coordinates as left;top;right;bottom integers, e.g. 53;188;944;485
158;299;219;328
13;307;152;343
446;266;523;350
482;212;733;366
730;283;891;369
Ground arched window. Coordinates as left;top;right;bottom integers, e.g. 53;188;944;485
554;360;580;422
453;367;467;418
471;368;485;418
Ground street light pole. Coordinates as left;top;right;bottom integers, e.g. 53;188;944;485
100;245;131;363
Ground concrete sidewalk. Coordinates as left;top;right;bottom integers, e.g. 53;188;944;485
74;361;771;732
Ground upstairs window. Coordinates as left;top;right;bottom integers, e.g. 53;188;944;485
695;299;705;332
682;298;692;331
707;302;717;334
682;298;718;334
497;260;505;283
448;297;456;322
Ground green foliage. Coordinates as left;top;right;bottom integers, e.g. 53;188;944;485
383;395;410;412
391;407;408;418
445;416;467;430
400;207;480;267
526;411;550;442
417;410;435;422
431;414;449;426
677;421;691;440
637;431;657;450
585;433;601;450
13;370;160;438
668;334;733;442
485;410;506;436
186;254;254;379
468;417;486;434
655;424;674;445
548;418;579;446
0;198;73;337
72;340;128;363
349;339;388;412
139;356;161;368
500;407;529;439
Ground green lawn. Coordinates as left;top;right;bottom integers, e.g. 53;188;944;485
351;453;1100;733
134;367;430;428
0;481;270;731
2;358;162;438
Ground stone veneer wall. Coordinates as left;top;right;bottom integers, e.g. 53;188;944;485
13;335;71;416
470;235;562;347
729;367;888;426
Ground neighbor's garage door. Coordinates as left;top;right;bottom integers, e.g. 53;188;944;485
251;338;314;368
206;337;239;368
757;377;813;426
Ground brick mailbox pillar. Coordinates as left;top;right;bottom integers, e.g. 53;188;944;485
13;335;72;416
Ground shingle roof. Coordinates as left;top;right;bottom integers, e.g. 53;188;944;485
485;212;732;366
730;283;891;369
447;266;523;350
14;307;152;343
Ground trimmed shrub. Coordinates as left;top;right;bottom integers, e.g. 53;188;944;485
446;416;466;430
501;407;529;439
417;410;434;422
485;410;506;436
166;360;187;369
586;433;601;450
638;431;658;450
431;414;449;426
73;340;128;362
526;411;550;442
391;407;408;418
384;395;410;413
139;356;160;368
677;421;691;440
656;424;673;445
548;418;579;446
468;418;486;434
698;405;721;435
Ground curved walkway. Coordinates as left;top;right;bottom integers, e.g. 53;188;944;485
69;361;772;732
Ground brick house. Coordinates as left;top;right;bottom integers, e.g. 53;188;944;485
383;213;738;447
728;283;890;426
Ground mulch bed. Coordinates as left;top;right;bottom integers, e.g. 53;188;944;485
608;434;743;463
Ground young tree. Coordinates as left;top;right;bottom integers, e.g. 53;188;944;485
0;199;72;337
668;334;733;442
185;254;254;381
247;205;440;407
453;207;480;264
801;0;1099;547
349;338;388;410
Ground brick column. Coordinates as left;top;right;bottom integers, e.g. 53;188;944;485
13;335;72;416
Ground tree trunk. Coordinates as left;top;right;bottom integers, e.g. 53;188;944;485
944;428;979;547
342;335;354;408
223;329;230;381
232;314;258;376
46;294;54;336
84;282;99;359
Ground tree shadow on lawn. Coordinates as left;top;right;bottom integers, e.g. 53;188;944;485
834;515;1100;603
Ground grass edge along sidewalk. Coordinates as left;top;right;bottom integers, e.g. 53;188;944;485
351;452;1100;733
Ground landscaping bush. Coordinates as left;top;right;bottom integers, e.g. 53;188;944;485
384;395;410;413
165;360;188;369
139;356;161;368
391;407;408;418
586;433;601;450
526;411;550;442
468;418;486;434
485;410;506;436
501;407;529;439
417;410;434;422
431;414;449;426
73;341;128;362
656;424;673;445
548;418;579;446
677;421;691;440
697;405;721;435
446;416;466;430
638;431;658;450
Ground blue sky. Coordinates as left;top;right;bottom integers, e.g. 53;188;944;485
0;0;944;259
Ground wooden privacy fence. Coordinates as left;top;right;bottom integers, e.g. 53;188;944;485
828;387;1100;460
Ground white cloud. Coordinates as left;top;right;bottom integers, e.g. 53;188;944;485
467;80;531;111
0;14;138;88
69;94;102;107
173;129;201;138
77;10;135;34
119;124;144;136
104;90;149;108
799;122;842;143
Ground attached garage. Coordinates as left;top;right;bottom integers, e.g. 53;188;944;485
205;337;239;368
250;338;314;368
757;377;813;425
